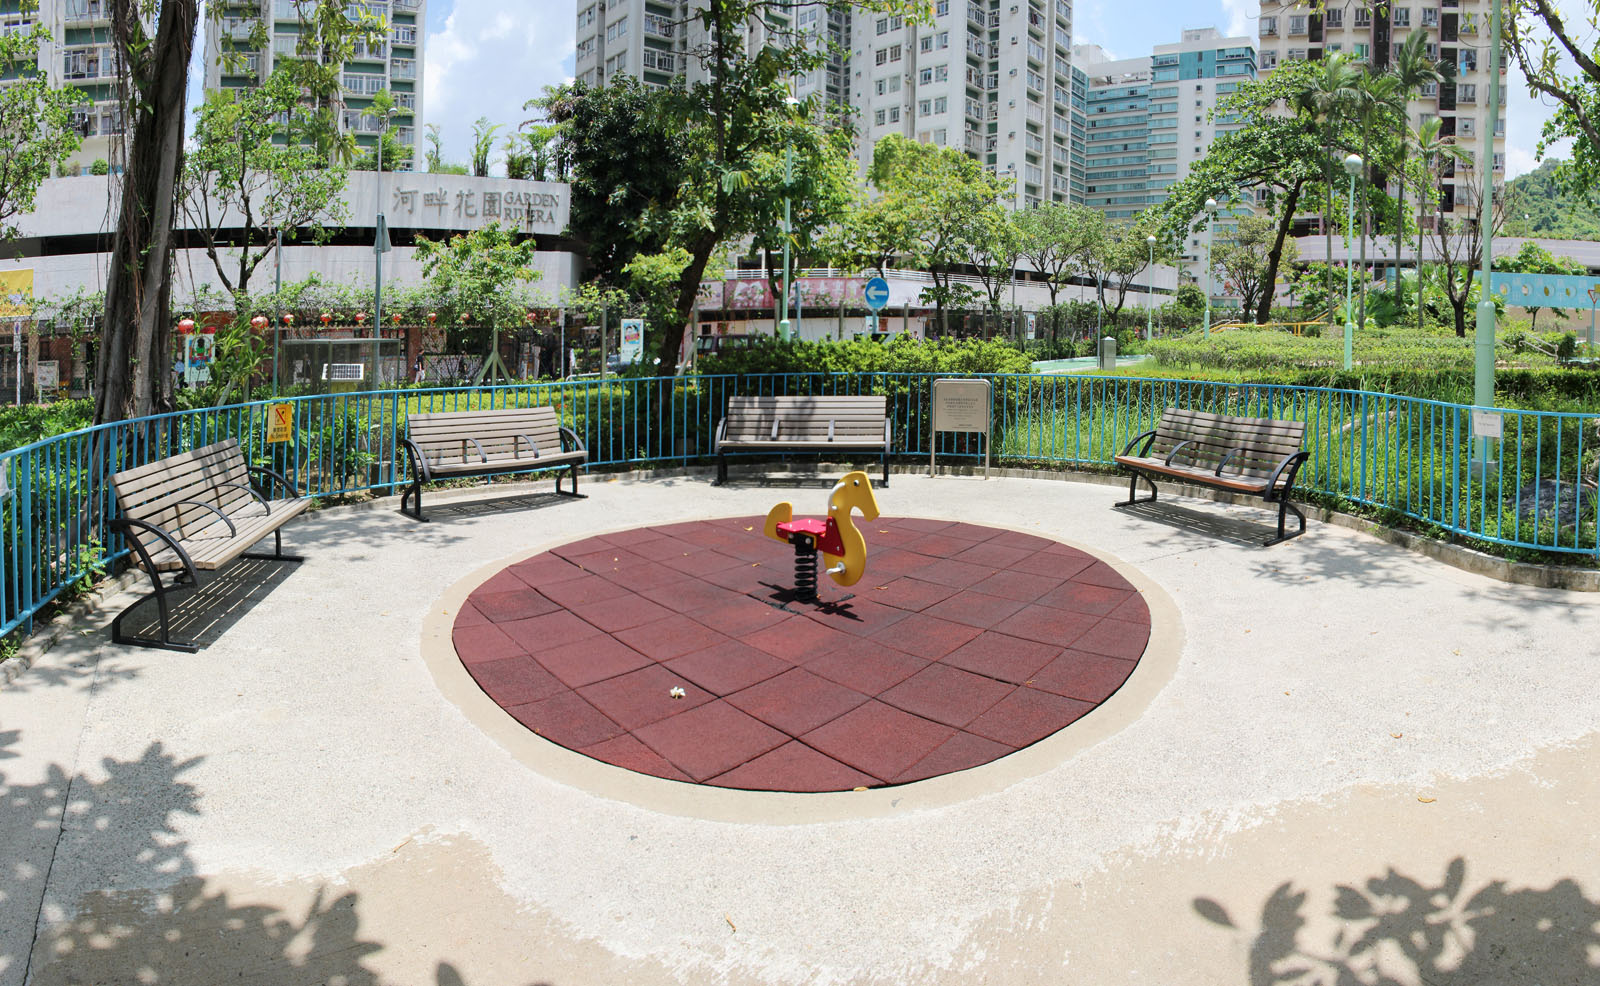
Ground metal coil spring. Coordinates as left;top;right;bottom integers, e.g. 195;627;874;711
792;538;818;602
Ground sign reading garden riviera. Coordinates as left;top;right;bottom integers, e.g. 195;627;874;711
359;175;568;234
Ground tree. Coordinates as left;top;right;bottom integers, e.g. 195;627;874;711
1161;60;1338;324
1431;171;1506;337
349;91;406;172
181;71;351;300
1291;54;1364;321
268;0;385;166
1506;0;1600;197
1410;116;1465;332
746;117;858;318
1213;215;1296;321
1385;31;1452;317
1077;211;1161;324
1349;67;1402;326
0;14;83;240
965;203;1021;338
1493;240;1587;330
1016;203;1097;341
414;222;542;356
95;0;199;423
425;123;446;172
469;117;500;178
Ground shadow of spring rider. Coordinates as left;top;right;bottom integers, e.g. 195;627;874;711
762;471;881;604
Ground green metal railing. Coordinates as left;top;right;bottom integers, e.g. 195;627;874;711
3;373;1596;639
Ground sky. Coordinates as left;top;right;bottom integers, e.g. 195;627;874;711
187;0;1570;178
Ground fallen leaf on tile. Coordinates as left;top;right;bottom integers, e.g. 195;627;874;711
1417;796;1436;804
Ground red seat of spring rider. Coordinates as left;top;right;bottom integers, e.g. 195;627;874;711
776;517;845;556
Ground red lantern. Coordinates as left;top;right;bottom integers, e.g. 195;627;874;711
282;313;294;326
391;312;401;325
202;323;218;335
459;312;471;324
176;318;195;335
250;315;268;331
320;312;332;326
355;311;367;325
525;311;537;324
426;312;437;325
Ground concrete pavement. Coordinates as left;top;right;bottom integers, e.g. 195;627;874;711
2;471;1598;985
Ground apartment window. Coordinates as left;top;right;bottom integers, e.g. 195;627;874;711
1327;42;1342;52
1425;42;1438;59
1259;49;1278;69
1458;117;1475;137
936;0;948;13
1323;7;1342;27
876;16;888;34
1458;83;1476;101
921;35;933;52
391;24;416;44
875;108;886;125
934;127;947;145
643;13;673;36
578;4;594;26
1420;81;1437;97
1392;6;1410;26
1353;42;1369;59
1459;49;1476;71
875;47;887;65
934;96;947;113
1259;15;1277;35
1495;117;1505;136
889;44;902;61
876;78;886;95
889;106;900;123
920;67;933;84
919;98;932;115
1027;70;1043;91
641;49;674;71
1422;7;1438;26
935;65;948;81
1289;14;1307;33
937;31;949;48
605;16;626;39
1354;7;1371;26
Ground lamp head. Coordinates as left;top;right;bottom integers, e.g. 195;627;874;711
1342;153;1363;176
1204;197;1217;214
785;94;801;109
1146;234;1157;245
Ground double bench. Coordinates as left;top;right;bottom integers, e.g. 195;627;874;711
400;405;587;520
714;395;891;486
1114;407;1309;546
109;438;306;651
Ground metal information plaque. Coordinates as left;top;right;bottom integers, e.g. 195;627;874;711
931;377;992;477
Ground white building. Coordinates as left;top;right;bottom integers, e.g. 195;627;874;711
1256;0;1505;221
202;0;426;171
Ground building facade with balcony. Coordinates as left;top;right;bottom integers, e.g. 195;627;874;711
1256;0;1505;221
202;0;426;170
1074;28;1256;263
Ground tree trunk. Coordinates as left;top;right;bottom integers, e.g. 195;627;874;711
663;230;720;369
1452;295;1467;337
1325;164;1336;322
95;0;198;424
1257;179;1304;324
1357;125;1370;328
1394;155;1407;321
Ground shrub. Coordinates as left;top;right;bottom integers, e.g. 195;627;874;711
89;159;109;176
695;335;1035;376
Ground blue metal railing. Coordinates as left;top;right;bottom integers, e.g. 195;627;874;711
2;373;1596;639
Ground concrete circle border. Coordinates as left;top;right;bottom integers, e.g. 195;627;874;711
419;513;1185;824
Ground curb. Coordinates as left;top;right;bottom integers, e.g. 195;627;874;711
0;570;142;687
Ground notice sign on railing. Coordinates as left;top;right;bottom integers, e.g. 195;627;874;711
266;403;294;444
932;377;992;477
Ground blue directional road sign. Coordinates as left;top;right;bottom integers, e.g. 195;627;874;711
864;276;890;311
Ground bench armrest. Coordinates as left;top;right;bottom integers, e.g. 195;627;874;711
1120;429;1157;457
401;437;433;482
1164;439;1199;467
1264;451;1309;501
714;417;727;453
516;433;540;458
219;481;272;515
173;499;237;538
248;464;300;499
884;417;892;452
559;426;586;454
1214;446;1249;478
462;438;489;463
111;515;200;581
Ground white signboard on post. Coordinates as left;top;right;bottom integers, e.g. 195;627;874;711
931;377;993;478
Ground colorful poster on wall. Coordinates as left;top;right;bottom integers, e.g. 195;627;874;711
183;333;214;386
0;269;32;318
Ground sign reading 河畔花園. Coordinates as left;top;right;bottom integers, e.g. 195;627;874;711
376;175;568;234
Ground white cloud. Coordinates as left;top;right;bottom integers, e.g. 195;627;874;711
423;0;576;172
1218;0;1254;38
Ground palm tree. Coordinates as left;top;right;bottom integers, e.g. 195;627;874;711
1290;55;1362;323
1386;31;1452;322
1350;68;1401;327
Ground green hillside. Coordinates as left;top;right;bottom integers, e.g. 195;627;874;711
1502;159;1600;241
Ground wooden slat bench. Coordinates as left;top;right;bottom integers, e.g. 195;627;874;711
713;395;891;486
1114;407;1310;546
109;438;306;651
400;405;586;520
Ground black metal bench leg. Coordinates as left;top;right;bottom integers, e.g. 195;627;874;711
1263;496;1306;547
400;477;427;522
112;565;200;654
714;452;728;486
242;527;305;563
556;463;587;498
1114;470;1158;507
881;453;889;488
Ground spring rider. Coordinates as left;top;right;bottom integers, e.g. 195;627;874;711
763;471;881;604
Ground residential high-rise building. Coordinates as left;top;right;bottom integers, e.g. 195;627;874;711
203;0;426;171
1256;0;1505;220
1074;28;1256;261
849;0;1078;207
1;0;139;173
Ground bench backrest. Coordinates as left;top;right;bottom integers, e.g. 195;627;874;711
724;395;887;443
406;406;568;465
110;439;255;546
1148;407;1306;479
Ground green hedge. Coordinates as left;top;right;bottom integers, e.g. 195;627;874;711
695;336;1035;376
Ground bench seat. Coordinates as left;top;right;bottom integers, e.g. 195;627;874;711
109;438;305;651
1113;407;1309;546
714;396;891;485
400;406;586;520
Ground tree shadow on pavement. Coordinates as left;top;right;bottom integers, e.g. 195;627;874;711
1194;856;1600;985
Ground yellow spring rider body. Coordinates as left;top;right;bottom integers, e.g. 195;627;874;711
762;472;881;602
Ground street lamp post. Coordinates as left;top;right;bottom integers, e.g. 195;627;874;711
1473;0;1505;471
777;94;800;342
1342;153;1362;371
1146;234;1157;341
373;105;398;336
1202;198;1218;340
